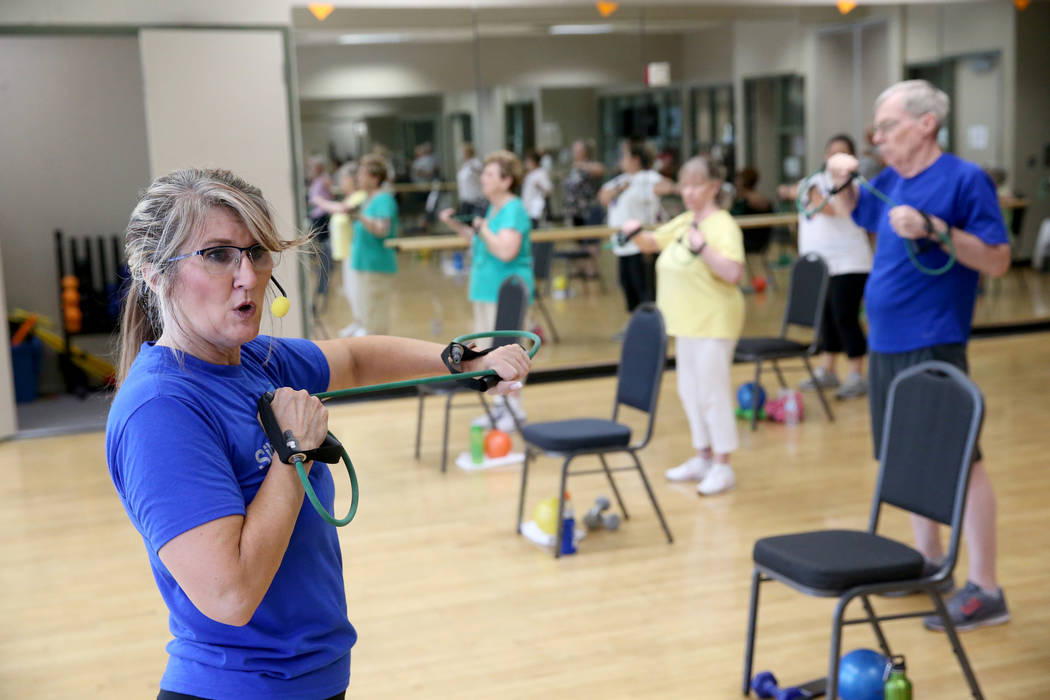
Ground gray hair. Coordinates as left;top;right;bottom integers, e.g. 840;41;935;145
875;79;950;127
678;154;727;184
117;168;309;384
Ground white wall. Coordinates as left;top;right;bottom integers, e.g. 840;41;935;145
139;28;304;339
0;34;151;359
679;25;734;84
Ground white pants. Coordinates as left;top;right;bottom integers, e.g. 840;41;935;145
343;264;394;334
675;336;739;455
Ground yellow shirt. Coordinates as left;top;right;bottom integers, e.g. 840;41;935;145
653;210;746;339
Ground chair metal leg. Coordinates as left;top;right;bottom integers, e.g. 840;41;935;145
597;453;629;520
801;355;834;422
751;361;763;431
441;392;453;473
772;360;788;389
414;390;425;459
627;450;673;544
534;295;560;343
929;591;985;699
826;594;851;700
516;448;532;534
553;456;573;558
859;595;893;658
742;569;763;695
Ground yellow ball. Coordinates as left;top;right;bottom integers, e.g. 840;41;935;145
271;296;290;318
553;275;568;292
533;496;560;535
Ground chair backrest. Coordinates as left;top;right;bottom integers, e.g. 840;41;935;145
493;275;529;348
780;253;830;348
870;362;984;554
613;304;667;446
531;241;554;283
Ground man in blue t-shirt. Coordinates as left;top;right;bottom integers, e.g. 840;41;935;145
827;80;1011;633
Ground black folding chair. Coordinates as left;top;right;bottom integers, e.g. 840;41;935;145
733;252;833;430
414;275;528;472
742;361;986;699
530;241;560;343
515;304;673;557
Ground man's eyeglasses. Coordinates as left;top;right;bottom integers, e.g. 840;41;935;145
872;119;902;134
165;244;281;276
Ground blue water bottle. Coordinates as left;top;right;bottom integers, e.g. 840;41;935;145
559;492;577;555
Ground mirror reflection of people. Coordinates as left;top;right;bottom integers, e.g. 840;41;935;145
521;151;552;229
456;143;486;219
338;154;399;338
440;150;534;432
827;79;1011;632
619;155;745;496
107;167;530;700
305;155;334;306
777;134;873;400
601;138;673;334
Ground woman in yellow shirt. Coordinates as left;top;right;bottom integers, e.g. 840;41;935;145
619;155;745;495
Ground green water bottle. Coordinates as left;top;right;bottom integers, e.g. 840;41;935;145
470;425;485;464
884;654;912;700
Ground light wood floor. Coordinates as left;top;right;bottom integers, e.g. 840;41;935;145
0;332;1047;698
314;248;1050;371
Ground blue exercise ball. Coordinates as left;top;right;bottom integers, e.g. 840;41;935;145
838;648;887;700
737;382;767;411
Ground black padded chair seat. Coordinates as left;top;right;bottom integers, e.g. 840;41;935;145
521;418;632;452
753;530;925;592
734;337;809;360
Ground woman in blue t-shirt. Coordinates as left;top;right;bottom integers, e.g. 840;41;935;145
439;150;534;431
106;168;530;700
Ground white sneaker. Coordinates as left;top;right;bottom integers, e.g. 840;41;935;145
472;406;526;433
351;326;368;337
664;456;712;482
338;322;361;338
697;463;736;496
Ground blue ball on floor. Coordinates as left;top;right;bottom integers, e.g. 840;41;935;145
838;648;887;700
737;382;767;412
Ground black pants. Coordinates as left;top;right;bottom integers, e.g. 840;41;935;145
617;253;656;313
819;273;868;358
309;214;332;297
159;691;345;700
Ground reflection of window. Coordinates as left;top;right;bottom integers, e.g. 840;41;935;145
505;102;535;156
598;89;682;167
690;84;735;180
745;74;805;188
906;51;1002;158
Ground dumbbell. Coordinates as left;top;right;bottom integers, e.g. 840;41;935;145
751;671;808;700
583;497;621;531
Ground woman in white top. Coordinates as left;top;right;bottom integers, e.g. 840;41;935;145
778;134;873;399
521;151;552;228
600;138;674;314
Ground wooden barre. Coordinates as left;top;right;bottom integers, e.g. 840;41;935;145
384;214;799;251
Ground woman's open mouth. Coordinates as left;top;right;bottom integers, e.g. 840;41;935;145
234;301;256;319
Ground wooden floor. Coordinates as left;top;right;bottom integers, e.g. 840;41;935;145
315;247;1050;370
1;332;1048;698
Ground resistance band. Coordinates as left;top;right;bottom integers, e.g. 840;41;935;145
795;169;956;276
258;330;541;527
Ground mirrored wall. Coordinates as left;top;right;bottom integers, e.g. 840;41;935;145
293;2;1049;370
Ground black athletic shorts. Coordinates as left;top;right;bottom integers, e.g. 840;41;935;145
868;343;981;462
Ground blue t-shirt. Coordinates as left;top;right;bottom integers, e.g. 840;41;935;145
468;197;535;303
852;153;1007;353
351;190;398;274
106;337;354;700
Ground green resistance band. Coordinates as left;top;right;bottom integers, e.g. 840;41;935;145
795;169;956;276
290;330;542;527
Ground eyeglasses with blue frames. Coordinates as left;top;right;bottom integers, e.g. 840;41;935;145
165;244;282;276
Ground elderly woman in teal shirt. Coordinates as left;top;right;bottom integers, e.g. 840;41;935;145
440;149;534;431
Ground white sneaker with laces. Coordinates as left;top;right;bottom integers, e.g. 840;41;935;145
697;463;736;496
664;456;712;482
338;322;361;338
